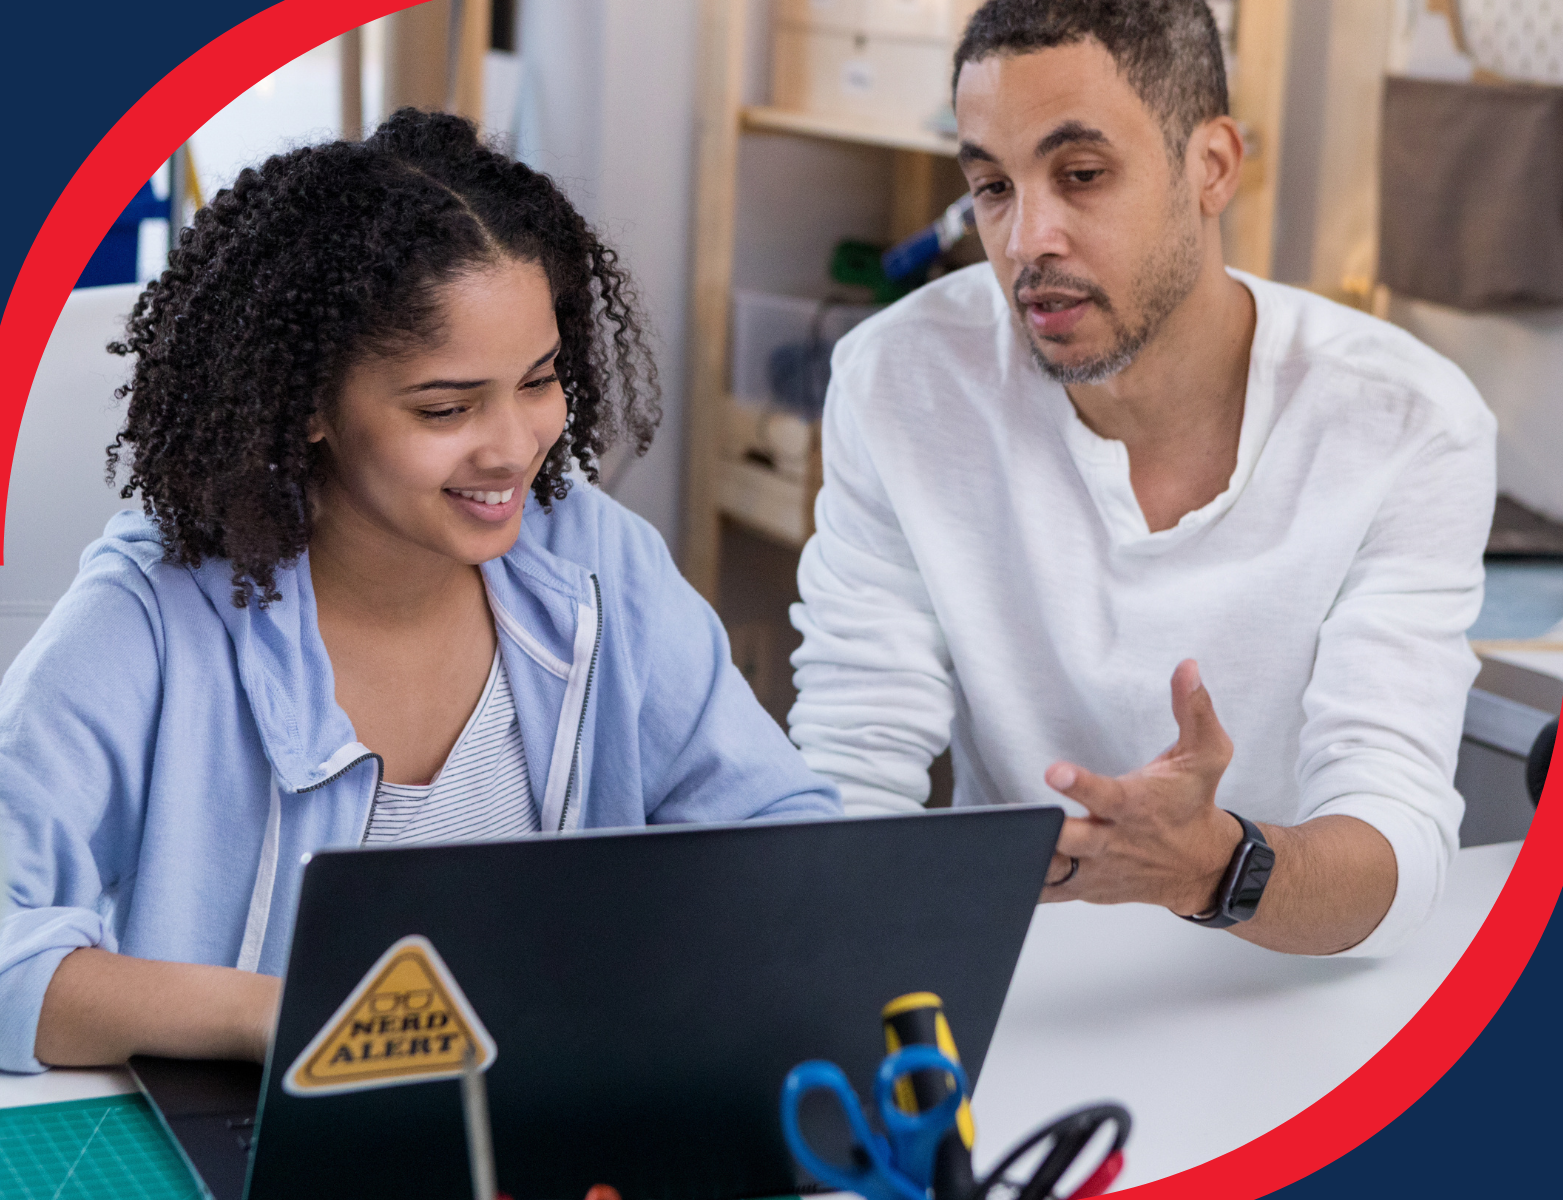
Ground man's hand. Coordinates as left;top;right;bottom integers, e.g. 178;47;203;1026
1040;659;1243;914
1037;658;1401;955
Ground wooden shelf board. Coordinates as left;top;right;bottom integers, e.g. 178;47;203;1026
724;397;816;480
716;457;813;549
741;105;960;157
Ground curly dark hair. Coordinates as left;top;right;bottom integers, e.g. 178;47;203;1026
107;107;660;607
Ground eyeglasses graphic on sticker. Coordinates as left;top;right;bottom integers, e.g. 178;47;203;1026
369;989;435;1014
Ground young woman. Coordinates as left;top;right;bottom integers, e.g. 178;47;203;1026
0;109;838;1074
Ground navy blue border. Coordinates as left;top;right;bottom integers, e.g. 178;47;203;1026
0;1;271;309
1;3;1557;1196
1274;896;1558;1196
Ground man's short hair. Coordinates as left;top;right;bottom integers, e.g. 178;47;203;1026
953;0;1229;157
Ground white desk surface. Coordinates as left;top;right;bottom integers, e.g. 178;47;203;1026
970;840;1520;1188
0;842;1520;1191
0;1064;135;1110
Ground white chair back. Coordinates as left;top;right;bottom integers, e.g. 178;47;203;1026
1;283;143;674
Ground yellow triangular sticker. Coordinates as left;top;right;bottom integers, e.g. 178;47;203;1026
282;934;497;1097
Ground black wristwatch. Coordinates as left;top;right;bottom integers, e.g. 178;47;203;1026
1182;812;1275;928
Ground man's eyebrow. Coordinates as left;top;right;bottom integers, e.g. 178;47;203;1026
956;122;1110;167
957;141;998;166
1036;121;1110;157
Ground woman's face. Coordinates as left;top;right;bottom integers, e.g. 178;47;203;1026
311;257;569;567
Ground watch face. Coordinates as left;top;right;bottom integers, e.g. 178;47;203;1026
1229;842;1276;921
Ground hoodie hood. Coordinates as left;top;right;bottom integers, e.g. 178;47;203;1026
86;507;598;800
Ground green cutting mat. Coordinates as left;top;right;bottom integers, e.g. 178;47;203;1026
0;1093;201;1200
0;1094;806;1200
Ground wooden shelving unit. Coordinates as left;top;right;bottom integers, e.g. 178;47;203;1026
1223;0;1293;279
680;0;1294;600
680;0;966;599
740;105;959;157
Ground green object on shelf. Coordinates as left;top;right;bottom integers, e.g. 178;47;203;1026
0;1093;201;1199
830;239;920;303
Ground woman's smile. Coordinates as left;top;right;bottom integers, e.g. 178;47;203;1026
309;258;568;569
444;485;523;523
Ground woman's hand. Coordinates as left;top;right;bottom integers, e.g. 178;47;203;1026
35;947;282;1066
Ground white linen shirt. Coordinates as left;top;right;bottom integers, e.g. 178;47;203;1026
789;264;1496;957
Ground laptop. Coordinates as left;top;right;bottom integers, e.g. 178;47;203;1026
131;805;1063;1200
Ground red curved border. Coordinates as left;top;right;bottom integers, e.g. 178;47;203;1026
2;3;1561;1196
1118;735;1563;1199
0;0;402;561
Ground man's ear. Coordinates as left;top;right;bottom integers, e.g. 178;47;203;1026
1189;115;1244;219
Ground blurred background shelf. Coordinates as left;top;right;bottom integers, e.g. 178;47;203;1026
682;0;1293;611
679;0;1296;734
684;0;974;606
740;104;958;156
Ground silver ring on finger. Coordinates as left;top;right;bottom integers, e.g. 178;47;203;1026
1046;855;1080;888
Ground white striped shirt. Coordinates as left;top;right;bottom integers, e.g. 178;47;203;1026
362;649;540;844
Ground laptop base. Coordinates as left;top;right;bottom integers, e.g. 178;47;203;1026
128;1055;261;1200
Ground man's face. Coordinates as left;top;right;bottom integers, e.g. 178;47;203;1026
955;39;1204;384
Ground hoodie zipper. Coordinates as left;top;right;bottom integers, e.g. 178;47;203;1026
291;750;386;846
301;751;385;794
294;570;596;838
557;573;603;832
240;752;383;971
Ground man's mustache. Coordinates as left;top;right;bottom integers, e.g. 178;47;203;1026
1012;265;1114;313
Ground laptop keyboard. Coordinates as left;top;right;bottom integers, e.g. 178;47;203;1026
227;1115;255;1151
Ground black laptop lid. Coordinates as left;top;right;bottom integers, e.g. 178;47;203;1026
247;805;1062;1200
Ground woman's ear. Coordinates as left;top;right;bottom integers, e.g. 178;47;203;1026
306;411;329;444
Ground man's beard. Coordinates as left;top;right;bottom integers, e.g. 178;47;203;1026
1018;209;1202;386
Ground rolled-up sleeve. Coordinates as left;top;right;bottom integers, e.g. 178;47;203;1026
613;510;840;825
0;909;116;1072
0;568;163;1072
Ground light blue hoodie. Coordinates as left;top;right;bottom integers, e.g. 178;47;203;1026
0;487;839;1072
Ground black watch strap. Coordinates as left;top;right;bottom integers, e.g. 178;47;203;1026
1182;812;1275;929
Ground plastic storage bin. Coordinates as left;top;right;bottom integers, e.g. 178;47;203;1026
730;289;880;411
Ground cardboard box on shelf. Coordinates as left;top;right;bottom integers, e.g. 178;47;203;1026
772;0;981;126
777;0;978;40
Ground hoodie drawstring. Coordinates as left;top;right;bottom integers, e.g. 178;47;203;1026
238;780;282;973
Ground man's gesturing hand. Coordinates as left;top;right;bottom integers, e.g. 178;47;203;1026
1040;659;1245;915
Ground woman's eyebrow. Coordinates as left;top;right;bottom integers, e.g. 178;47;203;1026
401;343;561;393
403;378;488;393
528;341;562;372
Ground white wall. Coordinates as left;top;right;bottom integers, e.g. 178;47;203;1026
517;0;701;553
732;135;893;297
1269;0;1563;520
1388;297;1563;522
1263;0;1397;294
188;41;342;208
1;286;141;674
515;0;905;554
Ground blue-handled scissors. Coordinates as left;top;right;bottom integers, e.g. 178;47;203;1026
780;1045;970;1200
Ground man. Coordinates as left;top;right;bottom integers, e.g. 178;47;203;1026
788;0;1494;956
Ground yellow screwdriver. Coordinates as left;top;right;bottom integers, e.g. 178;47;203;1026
882;993;976;1200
